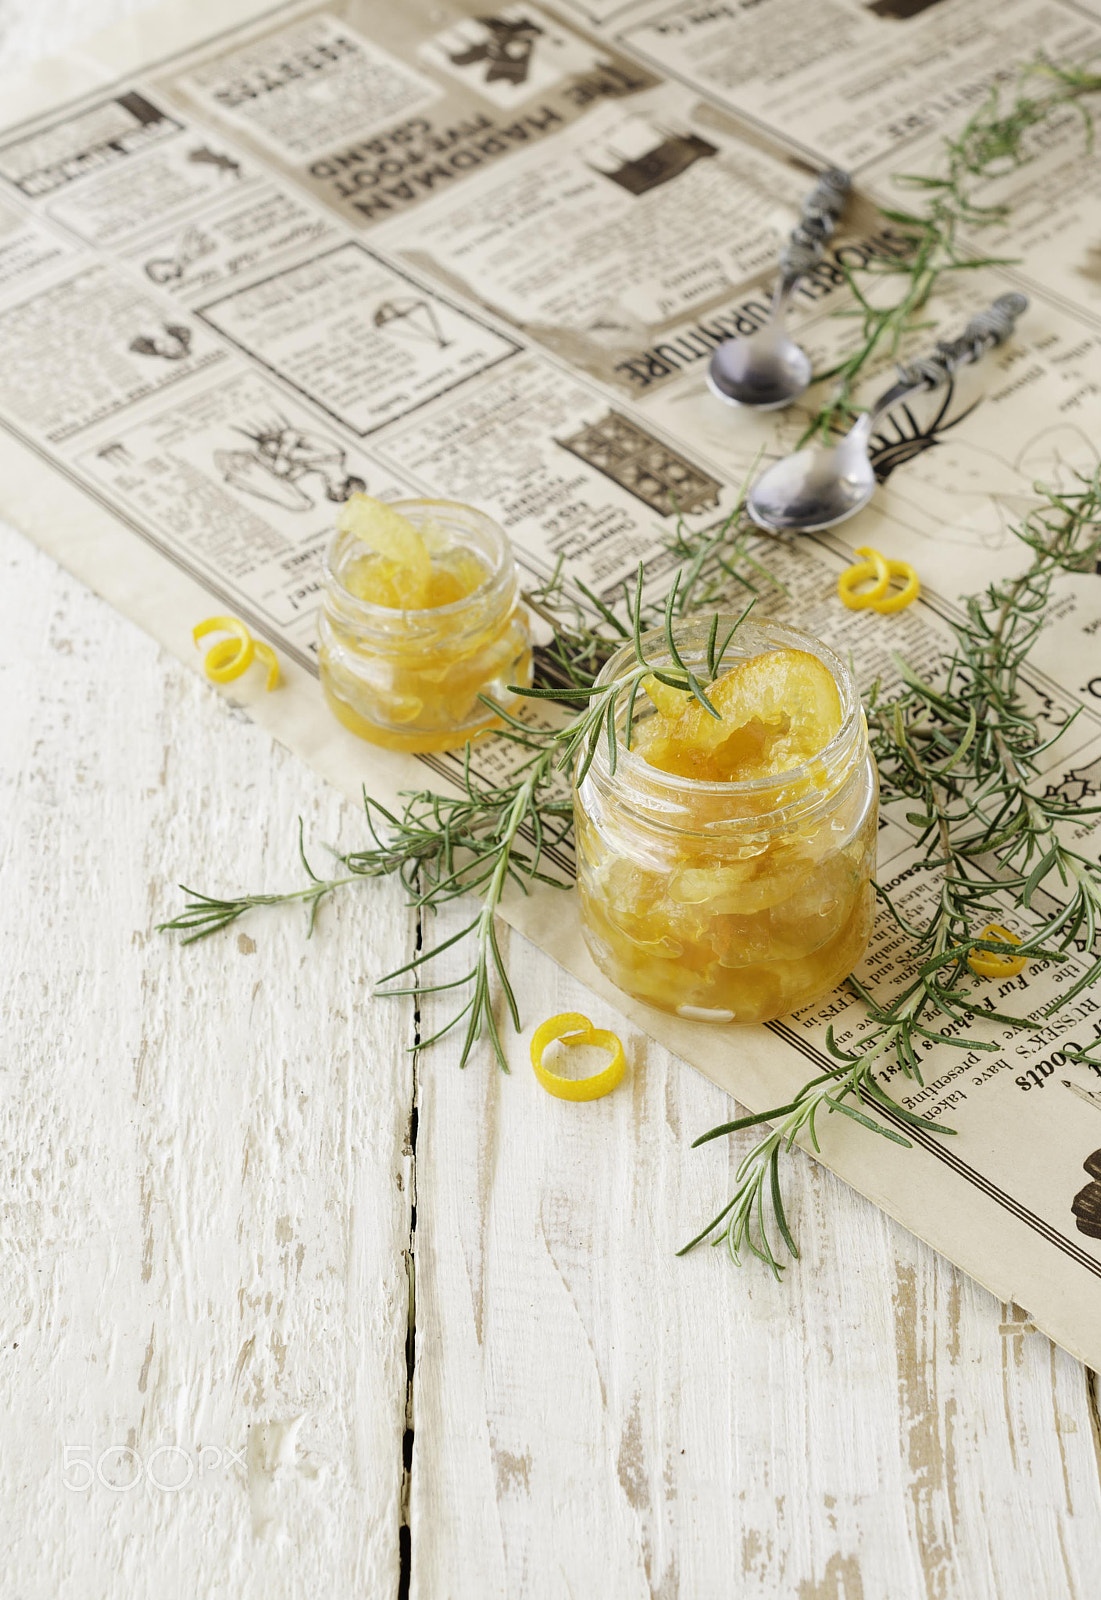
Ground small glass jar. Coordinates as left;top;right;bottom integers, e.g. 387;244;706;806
574;617;878;1025
318;498;532;753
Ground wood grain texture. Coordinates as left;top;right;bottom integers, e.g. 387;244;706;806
411;903;1101;1600
0;527;413;1596
1;2;1100;1596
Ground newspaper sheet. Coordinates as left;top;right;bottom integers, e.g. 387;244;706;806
2;0;1100;1363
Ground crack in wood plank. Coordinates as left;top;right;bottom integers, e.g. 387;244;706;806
399;908;423;1600
1088;1370;1101;1494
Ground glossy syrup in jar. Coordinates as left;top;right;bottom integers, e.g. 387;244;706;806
318;498;532;754
573;618;878;1024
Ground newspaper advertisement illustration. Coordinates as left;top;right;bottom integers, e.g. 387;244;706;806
374;83;816;392
614;0;1101;172
159;0;658;228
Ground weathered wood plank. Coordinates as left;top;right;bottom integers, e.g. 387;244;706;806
0;526;413;1594
410;901;1101;1600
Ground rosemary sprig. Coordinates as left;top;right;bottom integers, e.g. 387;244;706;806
664;480;789;616
805;56;1101;440
523;554;642;696
377;760;551;1068
878;473;1101;1008
159;750;576;1069
159;815;418;942
525;490;780;693
677;1047;946;1273
683;470;1101;1270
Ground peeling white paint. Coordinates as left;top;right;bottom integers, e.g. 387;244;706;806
247;1415;310;1539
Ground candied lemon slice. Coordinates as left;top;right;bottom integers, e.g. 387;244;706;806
344;554;404;608
425;569;464;607
337;501;490;611
444;549;491;595
337;494;431;607
426;555;485;607
641;673;692;718
638;649;842;782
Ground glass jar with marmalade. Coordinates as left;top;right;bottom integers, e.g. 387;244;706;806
573;617;878;1025
318;496;532;754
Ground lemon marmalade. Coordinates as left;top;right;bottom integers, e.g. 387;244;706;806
573;618;878;1025
318;496;532;754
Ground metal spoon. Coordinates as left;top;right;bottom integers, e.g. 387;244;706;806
707;169;850;411
746;293;1029;533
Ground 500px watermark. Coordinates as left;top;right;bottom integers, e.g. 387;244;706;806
62;1442;246;1492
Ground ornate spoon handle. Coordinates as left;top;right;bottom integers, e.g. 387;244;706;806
866;293;1030;424
895;292;1030;390
777;168;851;285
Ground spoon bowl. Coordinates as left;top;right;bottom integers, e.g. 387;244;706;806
748;424;876;531
706;168;851;412
707;324;813;410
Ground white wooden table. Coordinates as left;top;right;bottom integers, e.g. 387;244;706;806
3;4;1101;1595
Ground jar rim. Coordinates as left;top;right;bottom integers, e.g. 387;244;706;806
322;497;513;624
587;615;865;828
